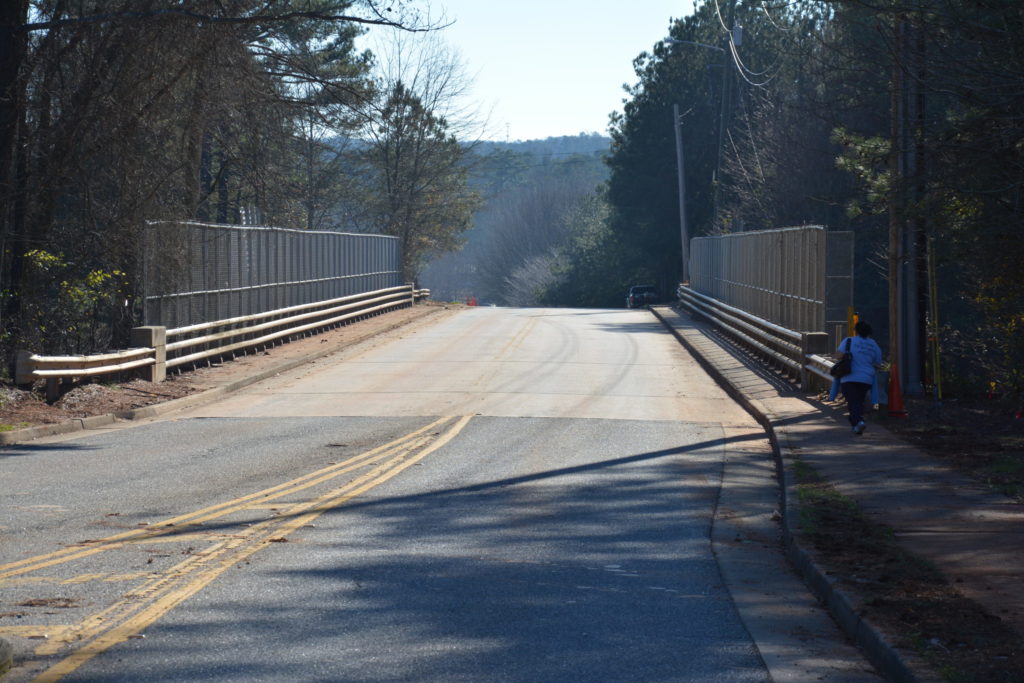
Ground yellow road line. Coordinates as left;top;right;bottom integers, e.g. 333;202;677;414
0;416;454;580
28;415;473;682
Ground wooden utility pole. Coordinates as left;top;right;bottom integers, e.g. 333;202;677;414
888;16;904;383
673;104;689;283
0;1;29;335
712;0;737;232
890;11;926;396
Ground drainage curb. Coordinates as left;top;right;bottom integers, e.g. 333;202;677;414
650;305;921;682
0;307;446;447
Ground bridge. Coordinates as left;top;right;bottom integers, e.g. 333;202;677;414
1;224;903;682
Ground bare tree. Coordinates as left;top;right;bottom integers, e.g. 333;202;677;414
352;29;485;280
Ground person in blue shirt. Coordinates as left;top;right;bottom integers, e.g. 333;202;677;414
836;320;884;435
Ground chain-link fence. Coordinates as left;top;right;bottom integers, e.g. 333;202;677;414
142;222;402;328
689;226;853;334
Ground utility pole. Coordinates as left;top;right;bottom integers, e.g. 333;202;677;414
713;0;737;232
888;39;902;392
890;12;925;396
673;104;689;283
901;15;922;395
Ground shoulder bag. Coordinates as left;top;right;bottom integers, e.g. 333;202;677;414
830;337;853;379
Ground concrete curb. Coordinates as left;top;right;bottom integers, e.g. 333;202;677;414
650;305;921;683
0;306;446;447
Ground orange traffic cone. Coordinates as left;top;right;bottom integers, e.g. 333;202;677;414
888;363;908;417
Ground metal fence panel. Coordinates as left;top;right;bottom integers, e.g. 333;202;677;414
689;226;853;333
142;222;402;328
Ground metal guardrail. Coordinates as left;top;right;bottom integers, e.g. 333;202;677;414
676;285;833;389
804;354;839;385
13;349;156;383
16;286;431;401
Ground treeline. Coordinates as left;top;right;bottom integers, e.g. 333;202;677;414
421;134;610;306
512;0;1022;399
0;1;480;364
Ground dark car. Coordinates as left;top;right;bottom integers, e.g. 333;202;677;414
626;285;659;309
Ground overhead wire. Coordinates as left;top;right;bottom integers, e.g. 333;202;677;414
729;41;778;87
713;0;780;88
759;1;794;32
710;0;788;220
739;91;768;185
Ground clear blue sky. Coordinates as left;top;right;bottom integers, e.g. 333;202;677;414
425;1;697;141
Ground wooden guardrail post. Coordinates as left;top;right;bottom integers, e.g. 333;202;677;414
131;326;166;382
800;332;830;389
14;350;35;386
13;351;61;402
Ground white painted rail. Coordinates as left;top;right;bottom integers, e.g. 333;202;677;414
16;286;431;401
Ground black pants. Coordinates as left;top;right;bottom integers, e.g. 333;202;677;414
841;381;871;427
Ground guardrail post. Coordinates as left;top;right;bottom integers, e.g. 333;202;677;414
14;350;35;386
800;332;830;389
131;326;166;382
46;378;60;403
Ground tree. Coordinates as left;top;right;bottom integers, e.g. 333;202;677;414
474;153;608;303
357;82;478;280
352;31;483;281
785;0;1024;397
418;136;610;305
604;2;736;293
541;192;625;308
0;1;436;360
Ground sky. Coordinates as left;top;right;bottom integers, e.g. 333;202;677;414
403;1;698;142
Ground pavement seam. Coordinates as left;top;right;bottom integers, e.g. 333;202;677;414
650;305;924;683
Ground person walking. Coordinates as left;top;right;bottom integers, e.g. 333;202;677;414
836;321;884;435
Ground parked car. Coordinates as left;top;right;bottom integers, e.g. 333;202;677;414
626;285;659;309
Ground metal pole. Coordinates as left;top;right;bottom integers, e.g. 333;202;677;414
673;104;690;283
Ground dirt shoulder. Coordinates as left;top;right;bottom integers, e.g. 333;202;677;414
793;455;1024;681
0;302;460;435
877;395;1024;502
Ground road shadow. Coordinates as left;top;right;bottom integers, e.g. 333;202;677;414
66;423;770;682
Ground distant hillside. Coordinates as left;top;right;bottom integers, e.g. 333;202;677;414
420;133;611;304
474;133;610;159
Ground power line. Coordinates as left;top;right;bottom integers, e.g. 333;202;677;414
714;0;779;88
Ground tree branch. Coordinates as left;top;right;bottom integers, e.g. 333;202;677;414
19;7;442;33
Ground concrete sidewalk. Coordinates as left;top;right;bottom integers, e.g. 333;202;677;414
652;305;1024;680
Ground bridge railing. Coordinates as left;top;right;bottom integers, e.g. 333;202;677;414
676;285;833;389
688;226;853;343
142;222;403;329
17;286;430;401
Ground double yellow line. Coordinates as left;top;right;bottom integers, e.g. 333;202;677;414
1;415;472;682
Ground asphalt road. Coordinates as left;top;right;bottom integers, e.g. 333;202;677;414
0;307;872;681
